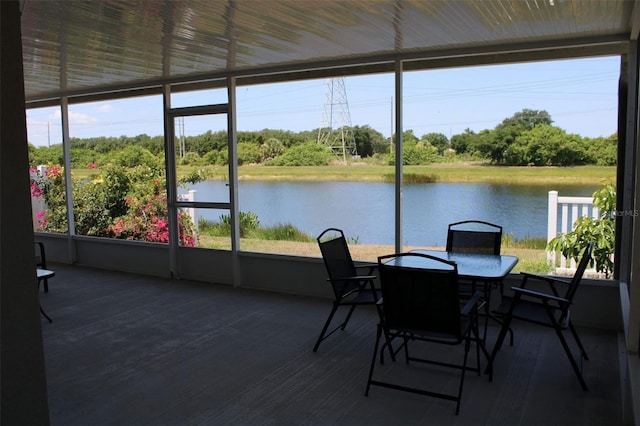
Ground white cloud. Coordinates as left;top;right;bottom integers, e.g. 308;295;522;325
52;109;99;126
96;104;113;113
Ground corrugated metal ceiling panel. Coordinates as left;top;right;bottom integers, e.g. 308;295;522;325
20;0;635;101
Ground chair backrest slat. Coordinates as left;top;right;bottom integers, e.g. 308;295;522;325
318;228;359;298
564;241;594;302
378;253;462;338
446;220;502;255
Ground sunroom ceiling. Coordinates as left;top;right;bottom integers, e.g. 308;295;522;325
20;0;638;102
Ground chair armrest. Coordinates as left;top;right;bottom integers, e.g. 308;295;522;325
520;272;571;286
518;272;571;297
354;263;377;275
511;286;570;304
327;275;376;282
461;291;485;316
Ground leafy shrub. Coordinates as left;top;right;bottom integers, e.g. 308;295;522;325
113;145;161;169
31;164;196;246
266;143;333;166
203;150;219;165
178;151;202;166
179;168;208;185
237;142;262;165
388;142;438;165
30;165;68;232
29;145;64;167
200;211;260;237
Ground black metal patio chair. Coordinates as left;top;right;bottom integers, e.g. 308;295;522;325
365;252;489;415
35;241;49;292
446;220;505;341
489;241;594;391
313;228;382;352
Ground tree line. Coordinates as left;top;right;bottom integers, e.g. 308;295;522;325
28;108;617;168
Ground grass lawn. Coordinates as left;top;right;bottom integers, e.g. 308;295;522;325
181;162;615;185
72;162;615;186
199;235;551;274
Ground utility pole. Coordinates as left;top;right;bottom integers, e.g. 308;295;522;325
178;117;186;158
390;96;393;154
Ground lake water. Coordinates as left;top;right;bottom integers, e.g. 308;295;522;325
183;181;598;247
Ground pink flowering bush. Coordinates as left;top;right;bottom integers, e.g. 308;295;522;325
30;164;196;246
30;166;68;232
107;192;196;246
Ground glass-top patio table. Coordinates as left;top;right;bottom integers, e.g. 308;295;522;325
383;249;519;353
401;249;519;282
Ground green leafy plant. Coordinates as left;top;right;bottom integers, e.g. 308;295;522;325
215;211;260;237
256;223;313;242
31;164;196;246
547;181;615;277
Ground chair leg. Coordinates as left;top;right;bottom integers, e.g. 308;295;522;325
495;281;514;346
486;296;519;380
313;304;339;352
313;303;360;351
379;330;398;364
472;314;481;376
340;305;357;330
403;334;411;364
554;326;589;391
40;305;52;323
568;321;589;361
456;333;472;415
365;325;382;396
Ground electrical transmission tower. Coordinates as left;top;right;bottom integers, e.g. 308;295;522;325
317;78;358;161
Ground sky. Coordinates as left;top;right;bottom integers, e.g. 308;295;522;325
26;56;620;147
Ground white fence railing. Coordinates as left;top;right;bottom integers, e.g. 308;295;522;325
177;190;198;247
547;190;598;271
177;190;197;230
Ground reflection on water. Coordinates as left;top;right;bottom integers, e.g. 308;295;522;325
184;181;598;247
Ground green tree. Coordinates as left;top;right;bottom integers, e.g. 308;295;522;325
490;109;554;163
450;128;476;155
584;134;617;166
505;109;553;130
504;125;586;166
237;142;262;165
467;129;495;160
113;145;161;169
352;125;385;157
402;130;419;147
260;138;285;162
420;132;449;155
136;134;164;155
